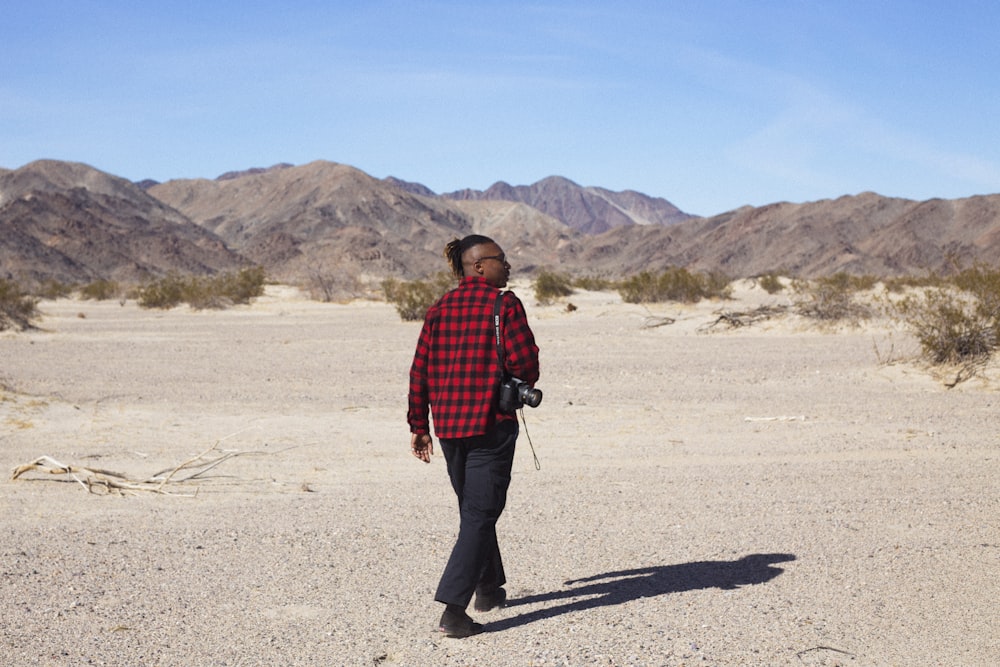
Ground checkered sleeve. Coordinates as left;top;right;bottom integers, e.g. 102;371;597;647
500;291;540;385
406;309;435;435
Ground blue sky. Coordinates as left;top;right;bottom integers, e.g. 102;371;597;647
2;1;999;216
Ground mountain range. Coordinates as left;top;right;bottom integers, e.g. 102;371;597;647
2;158;999;289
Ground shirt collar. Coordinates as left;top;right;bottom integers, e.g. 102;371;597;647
460;275;495;288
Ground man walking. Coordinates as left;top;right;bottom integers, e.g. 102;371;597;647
407;234;540;637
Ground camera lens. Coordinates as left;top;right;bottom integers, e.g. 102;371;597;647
520;385;543;408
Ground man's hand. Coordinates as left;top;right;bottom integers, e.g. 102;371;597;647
410;433;433;463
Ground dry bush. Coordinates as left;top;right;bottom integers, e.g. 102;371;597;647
382;272;455;321
303;259;366;302
892;266;1000;366
0;279;39;331
791;273;875;323
897;290;996;364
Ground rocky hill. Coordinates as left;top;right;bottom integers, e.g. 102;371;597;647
443;175;694;234
0;160;243;284
562;192;1000;278
148;161;573;282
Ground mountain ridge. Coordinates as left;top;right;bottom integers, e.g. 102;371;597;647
3;158;1000;289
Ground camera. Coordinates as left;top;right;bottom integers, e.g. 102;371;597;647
499;377;543;412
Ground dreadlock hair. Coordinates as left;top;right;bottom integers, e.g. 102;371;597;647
444;234;496;278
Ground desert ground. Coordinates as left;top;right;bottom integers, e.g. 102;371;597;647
1;281;998;666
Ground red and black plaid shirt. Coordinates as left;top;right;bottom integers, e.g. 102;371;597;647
408;276;540;439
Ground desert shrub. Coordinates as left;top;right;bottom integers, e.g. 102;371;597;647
572;276;617;291
0;279;39;331
533;271;574;304
618;267;732;304
303;259;366;302
849;274;879;291
889;265;1000;366
791;273;874;322
212;266;267;305
949;264;1000;314
895;287;997;364
618;271;665;303
756;272;785;294
383;272;455;321
137;267;266;310
137;273;189;309
883;273;943;293
702;270;733;298
35;279;74;300
79;279;122;301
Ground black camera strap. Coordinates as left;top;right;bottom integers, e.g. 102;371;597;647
492;290;506;381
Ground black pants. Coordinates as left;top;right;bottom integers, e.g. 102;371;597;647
434;420;518;608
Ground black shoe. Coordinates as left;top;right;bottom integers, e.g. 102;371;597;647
474;587;507;612
438;608;483;638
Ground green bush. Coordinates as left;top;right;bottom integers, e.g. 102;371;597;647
757;272;785;294
572;276;617;291
211;266;267;305
618;267;731;304
35;279;74;300
137;267;266;310
79;279;122;301
138;273;188;309
383;272;455;321
0;279;39;331
950;264;1000;314
883;273;942;294
533;271;574;304
703;270;733;298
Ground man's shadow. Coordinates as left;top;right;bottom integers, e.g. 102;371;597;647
487;553;795;632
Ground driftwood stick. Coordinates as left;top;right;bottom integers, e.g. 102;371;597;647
9;428;278;495
641;315;675;329
700;305;789;331
149;442;222;490
10;424;297;495
11;455;129;481
147;426;260;486
176;452;242;480
795;645;855;661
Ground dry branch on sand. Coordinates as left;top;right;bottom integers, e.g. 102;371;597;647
641;315;676;329
699;305;789;331
942;358;991;389
11;442;267;496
